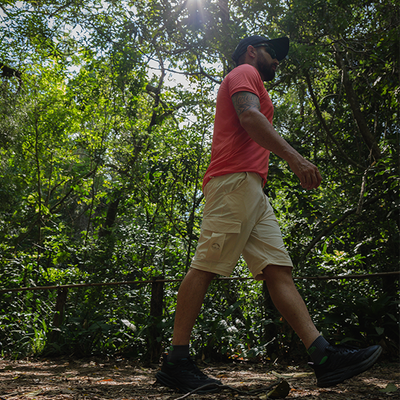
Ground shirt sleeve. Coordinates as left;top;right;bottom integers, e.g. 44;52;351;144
227;64;262;98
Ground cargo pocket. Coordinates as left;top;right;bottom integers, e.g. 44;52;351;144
201;218;241;262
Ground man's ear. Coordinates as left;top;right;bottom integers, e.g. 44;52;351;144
246;45;257;59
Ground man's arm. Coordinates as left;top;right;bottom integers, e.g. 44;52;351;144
232;91;322;190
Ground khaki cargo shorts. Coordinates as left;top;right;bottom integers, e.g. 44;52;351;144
191;172;293;279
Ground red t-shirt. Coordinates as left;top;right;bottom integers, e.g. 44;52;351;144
203;64;273;189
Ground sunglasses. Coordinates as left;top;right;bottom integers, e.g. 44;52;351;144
254;44;277;60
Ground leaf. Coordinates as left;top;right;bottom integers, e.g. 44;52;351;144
271;370;313;379
25;390;43;397
271;371;293;379
375;327;384;335
267;380;290;398
288;372;314;378
121;319;136;331
379;383;398;393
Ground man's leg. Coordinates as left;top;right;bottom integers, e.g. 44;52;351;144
172;268;216;346
155;268;222;394
262;264;319;348
262;264;382;387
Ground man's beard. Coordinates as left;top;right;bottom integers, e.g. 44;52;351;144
257;59;276;82
264;68;275;82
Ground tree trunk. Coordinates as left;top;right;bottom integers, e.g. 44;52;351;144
333;46;381;162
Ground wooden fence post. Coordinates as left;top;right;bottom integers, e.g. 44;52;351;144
49;287;68;343
148;276;164;363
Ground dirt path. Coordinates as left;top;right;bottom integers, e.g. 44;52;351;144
0;357;399;399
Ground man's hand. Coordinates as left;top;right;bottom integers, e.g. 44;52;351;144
288;155;322;190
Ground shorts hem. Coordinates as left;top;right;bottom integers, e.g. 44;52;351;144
251;259;294;279
190;261;233;277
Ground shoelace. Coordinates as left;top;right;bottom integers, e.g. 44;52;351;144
326;344;359;354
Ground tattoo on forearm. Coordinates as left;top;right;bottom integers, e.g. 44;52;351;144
232;92;260;116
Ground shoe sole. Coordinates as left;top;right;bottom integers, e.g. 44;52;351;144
317;345;383;387
155;371;221;394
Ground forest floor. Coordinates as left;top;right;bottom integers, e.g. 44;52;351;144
0;357;399;400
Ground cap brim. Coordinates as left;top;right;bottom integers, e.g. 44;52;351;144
267;37;289;61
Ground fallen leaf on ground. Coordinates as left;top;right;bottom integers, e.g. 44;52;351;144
25;389;43;397
379;382;398;393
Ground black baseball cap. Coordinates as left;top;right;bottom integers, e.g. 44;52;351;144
232;35;289;63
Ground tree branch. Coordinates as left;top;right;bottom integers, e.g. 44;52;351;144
304;71;364;170
333;44;382;162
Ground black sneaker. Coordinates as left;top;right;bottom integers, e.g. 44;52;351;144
310;344;382;387
155;354;222;394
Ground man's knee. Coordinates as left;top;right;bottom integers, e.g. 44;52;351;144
262;264;293;281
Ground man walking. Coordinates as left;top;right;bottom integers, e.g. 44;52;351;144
156;35;382;393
